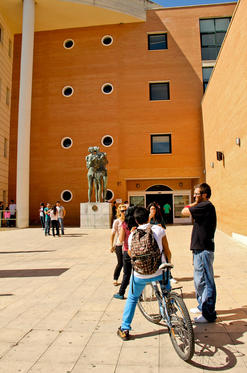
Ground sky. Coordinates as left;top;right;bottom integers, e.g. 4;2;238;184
153;0;237;7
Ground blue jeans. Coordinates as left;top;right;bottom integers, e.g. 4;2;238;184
121;273;170;331
58;218;64;234
193;250;217;322
45;217;50;235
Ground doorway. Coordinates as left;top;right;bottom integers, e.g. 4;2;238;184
146;194;173;224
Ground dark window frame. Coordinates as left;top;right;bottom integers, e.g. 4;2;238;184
200;17;231;61
148;33;168;50
151;134;172;155
149;82;170;101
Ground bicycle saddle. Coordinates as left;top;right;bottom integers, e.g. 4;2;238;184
159;263;174;270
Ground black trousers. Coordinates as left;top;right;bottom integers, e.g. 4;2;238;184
119;252;132;296
51;220;60;236
113;245;123;281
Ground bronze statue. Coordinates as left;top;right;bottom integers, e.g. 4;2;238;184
85;146;108;202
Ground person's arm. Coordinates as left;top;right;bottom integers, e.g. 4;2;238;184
162;234;172;263
110;231;116;252
181;201;198;217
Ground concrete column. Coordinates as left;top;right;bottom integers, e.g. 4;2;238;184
16;0;35;228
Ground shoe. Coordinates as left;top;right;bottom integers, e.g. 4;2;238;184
113;293;124;300
117;327;129;341
190;307;201;314
194;315;208;323
113;280;119;286
170;278;177;284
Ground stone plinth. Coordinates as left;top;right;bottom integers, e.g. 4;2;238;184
80;202;112;229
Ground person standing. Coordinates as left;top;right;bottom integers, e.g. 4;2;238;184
181;183;217;323
110;204;126;286
44;203;51;236
0;201;4;226
111;201;117;226
39;202;45;229
9;200;16;227
56;201;66;235
163;202;171;224
50;205;60;237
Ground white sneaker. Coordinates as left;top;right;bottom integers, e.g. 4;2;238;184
170;278;177;284
190;307;201;314
194;315;208;323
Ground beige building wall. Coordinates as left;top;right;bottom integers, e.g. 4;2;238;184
202;0;247;241
0;12;13;206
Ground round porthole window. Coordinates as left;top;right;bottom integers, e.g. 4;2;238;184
63;39;74;49
105;189;114;202
61;137;73;149
102;135;113;147
101;35;113;46
62;86;74;97
102;83;113;95
61;190;73;202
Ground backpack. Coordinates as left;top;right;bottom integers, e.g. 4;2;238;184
131;225;162;275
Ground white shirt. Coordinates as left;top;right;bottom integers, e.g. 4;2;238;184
50;210;58;221
112;218;123;246
128;223;166;279
9;203;16;215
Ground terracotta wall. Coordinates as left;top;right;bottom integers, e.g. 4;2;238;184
202;0;246;237
0;12;13;206
8;4;235;225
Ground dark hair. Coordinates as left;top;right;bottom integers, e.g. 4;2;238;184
52;205;57;215
11;200;14;203
199;183;211;199
56;201;60;204
124;206;138;231
147;202;163;224
40;202;45;206
134;207;149;225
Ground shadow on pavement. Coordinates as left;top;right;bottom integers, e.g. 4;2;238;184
190;305;247;370
0;250;56;254
62;234;88;237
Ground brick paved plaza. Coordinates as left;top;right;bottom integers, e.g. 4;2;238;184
0;225;246;372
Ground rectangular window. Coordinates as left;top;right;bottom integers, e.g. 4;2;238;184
0;25;3;44
150;82;170;101
200;17;231;60
148;33;167;50
202;66;214;92
4;138;7;158
151;134;171;154
6;87;10;106
8;39;12;58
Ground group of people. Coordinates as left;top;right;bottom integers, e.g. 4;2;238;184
110;183;217;341
39;201;66;237
0;200;16;227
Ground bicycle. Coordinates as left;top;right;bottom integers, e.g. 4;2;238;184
138;263;195;362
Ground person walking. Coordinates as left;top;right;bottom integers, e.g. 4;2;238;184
56;201;66;235
44;203;51;236
163;202;171;224
181;183;217;323
50;205;60;237
39;202;45;229
113;206;138;300
117;207;172;340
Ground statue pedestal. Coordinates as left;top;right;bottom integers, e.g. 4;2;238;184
80;202;112;229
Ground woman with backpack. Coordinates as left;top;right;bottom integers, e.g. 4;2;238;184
113;206;138;300
110;204;127;286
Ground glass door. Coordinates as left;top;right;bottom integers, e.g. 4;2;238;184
173;194;192;224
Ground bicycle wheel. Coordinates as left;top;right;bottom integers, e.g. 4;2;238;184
137;283;162;324
167;292;194;361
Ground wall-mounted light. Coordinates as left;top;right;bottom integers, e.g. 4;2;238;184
216;151;224;161
210;162;214;168
236;137;241;146
178;182;183;187
136;183;140;189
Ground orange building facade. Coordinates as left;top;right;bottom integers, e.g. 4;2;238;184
202;0;247;243
7;2;236;226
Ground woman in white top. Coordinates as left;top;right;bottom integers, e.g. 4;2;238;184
50;205;60;237
110;204;127;286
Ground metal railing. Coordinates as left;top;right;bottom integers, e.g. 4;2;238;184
0;210;16;227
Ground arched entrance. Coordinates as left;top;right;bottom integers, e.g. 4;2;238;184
146;185;173;224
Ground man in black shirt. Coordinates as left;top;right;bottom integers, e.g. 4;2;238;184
182;183;217;323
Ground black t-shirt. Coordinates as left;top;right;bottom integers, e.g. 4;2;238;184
189;201;217;252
